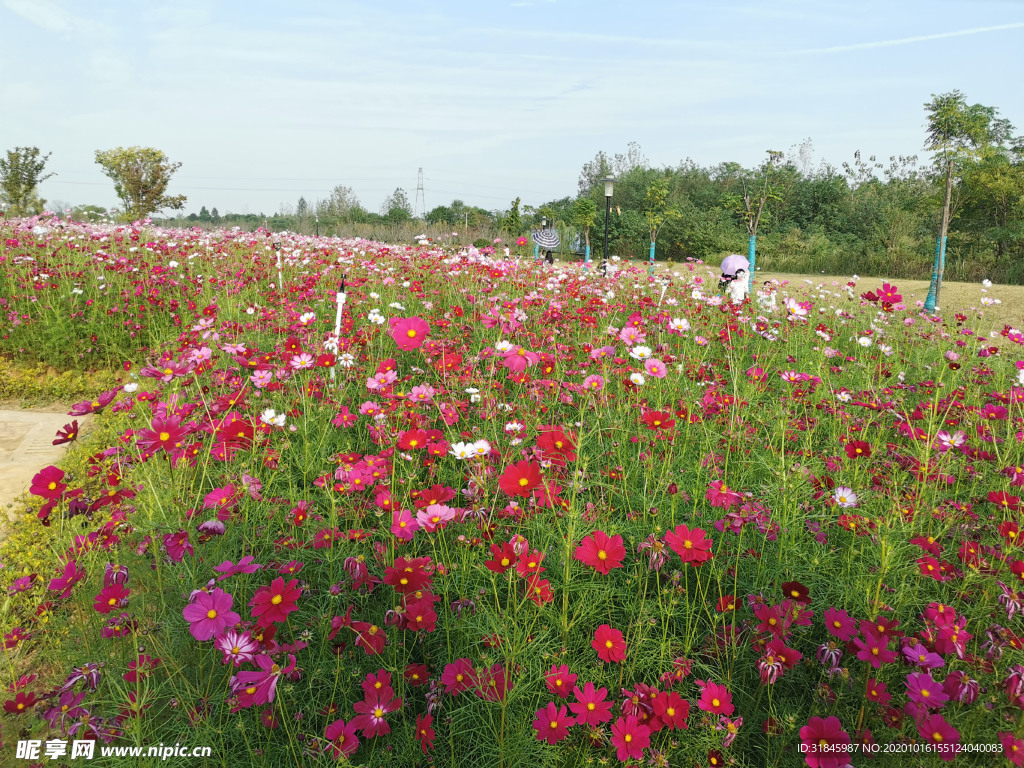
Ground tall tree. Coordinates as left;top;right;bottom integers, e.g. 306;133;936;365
94;147;186;221
0;146;55;216
501;197;523;235
570;196;597;254
922;91;1001;310
643;176;680;271
381;187;412;222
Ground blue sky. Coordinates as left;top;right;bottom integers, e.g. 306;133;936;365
1;0;1021;218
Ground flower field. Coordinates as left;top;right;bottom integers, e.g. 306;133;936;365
1;217;1024;767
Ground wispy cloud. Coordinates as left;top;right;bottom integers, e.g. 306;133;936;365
782;22;1024;55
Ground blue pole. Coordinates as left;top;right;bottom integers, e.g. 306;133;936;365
924;237;942;313
533;243;539;263
649;242;656;274
585;245;590;268
747;235;756;292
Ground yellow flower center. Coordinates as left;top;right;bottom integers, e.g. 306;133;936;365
206;609;217;619
271;594;282;605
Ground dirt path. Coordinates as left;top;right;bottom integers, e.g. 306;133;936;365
0;410;87;523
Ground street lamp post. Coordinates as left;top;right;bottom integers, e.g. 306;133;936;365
601;177;615;276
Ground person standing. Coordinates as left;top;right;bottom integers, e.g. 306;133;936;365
728;269;750;304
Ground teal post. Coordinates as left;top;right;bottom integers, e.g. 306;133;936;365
747;235;756;291
585;245;591;268
649;242;656;274
533;243;539;263
924;237;947;313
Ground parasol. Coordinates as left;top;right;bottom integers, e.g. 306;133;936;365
530;229;560;249
720;254;749;276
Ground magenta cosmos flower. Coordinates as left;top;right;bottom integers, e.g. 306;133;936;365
799;715;851;768
249;577;301;627
574;530;626;575
389;316;430;351
183;588;240;641
592;624;627;663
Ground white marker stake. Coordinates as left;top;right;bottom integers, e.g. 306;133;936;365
276;251;283;292
330;277;346;382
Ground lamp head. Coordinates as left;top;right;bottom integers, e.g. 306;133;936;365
602;176;616;198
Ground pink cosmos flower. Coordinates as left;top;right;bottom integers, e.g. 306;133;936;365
592;624;627;663
352;689;402;737
163;530;192;563
214;629;258;666
916;713;959;761
249;577;301;627
390;316;430;350
213;556;263;581
502;346;540;373
823;607;858;641
569;681;612;726
696;680;734;715
324;718;360;758
183;588;240;641
391;508;419;541
799;715;851;768
610;715;650;761
582;374;604;392
533;701;572;744
644;358;667;378
48;560;84;599
230;654;296;709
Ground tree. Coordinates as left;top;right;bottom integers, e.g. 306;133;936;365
0;146;55;216
723;150;793;287
381;187;413;222
570;197;597;252
199;205;211;222
501;197;523;235
923;91;1004;309
94;147;186;221
211;207;221;223
643;176;680;269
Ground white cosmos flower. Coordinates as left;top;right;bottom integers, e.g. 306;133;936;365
494;340;513;352
982;279;993;287
858;337;872;347
123;382;139;393
629;345;653;361
833;487;858;508
471;440;491;456
261;408;286;427
338;353;355;368
449;442;473;459
629;372;646;386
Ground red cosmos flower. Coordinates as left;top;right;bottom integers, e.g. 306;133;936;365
515;549;546;578
537;426;577;465
610;715;650;762
3;691;38;714
865;678;890;705
390;316;430;350
853;631;898;668
641;411;675;430
799;715;851;768
990;491;1023;512
163;530;192;563
351;621;387;655
416;713;435;754
405;663;429;687
781;580;810;604
485;542;517;574
30;466;66;500
525;575;553;606
592;624;627;663
569;681;612;726
324;718;360;759
664;524;713;566
823;607;858;641
384;556;433;593
398;429;428;450
574;530;626;574
93;583;130;614
441;658;475;694
498;460;543;497
136;415;189;456
916;714;959;761
475;663;513;701
249;577;301;627
705;480;742;509
1000;732;1024;766
533;701;572;744
352;689;402;737
652;690;689;730
48;559;84;599
696;681;734;715
545;664;577;698
52;420;79;446
844;440;872;459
